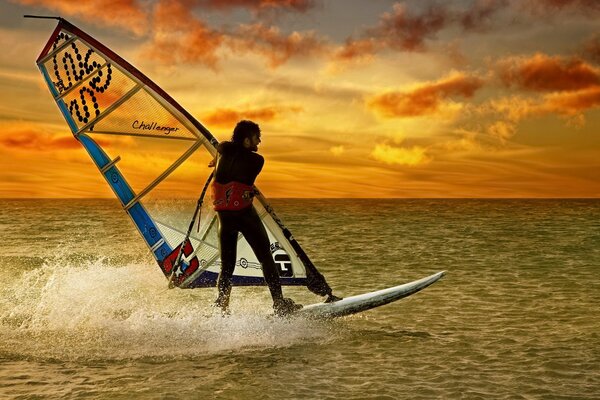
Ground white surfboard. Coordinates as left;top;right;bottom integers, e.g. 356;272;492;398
297;271;446;319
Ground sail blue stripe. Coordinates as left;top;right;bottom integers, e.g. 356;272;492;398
39;65;59;98
77;134;171;260
57;100;79;134
153;242;173;264
39;65;80;134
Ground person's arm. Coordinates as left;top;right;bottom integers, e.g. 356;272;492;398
209;142;228;167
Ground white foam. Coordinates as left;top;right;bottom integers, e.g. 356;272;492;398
0;254;337;361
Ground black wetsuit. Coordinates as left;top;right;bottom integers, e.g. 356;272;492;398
214;141;283;307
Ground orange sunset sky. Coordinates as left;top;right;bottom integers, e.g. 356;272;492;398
1;0;599;198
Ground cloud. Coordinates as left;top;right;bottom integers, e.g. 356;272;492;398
228;23;327;67
139;1;324;68
370;3;448;52
201;105;302;127
333;3;448;63
487;121;517;142
142;0;224;68
332;38;378;63
18;0;321;68
15;0;149;36
1;133;78;151
485;53;600;124
0;125;111;151
482;96;540;121
497;53;600;92
544;86;600;115
333;0;600;65
480;85;600;133
334;1;508;63
367;72;484;118
371;143;430;166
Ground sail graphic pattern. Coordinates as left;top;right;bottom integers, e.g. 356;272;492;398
34;19;330;291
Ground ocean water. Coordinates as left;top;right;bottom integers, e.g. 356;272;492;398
0;199;598;399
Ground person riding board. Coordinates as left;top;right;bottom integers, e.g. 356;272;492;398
210;120;303;316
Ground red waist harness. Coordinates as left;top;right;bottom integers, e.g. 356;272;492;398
211;181;256;211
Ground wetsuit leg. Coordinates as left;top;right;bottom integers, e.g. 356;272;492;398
237;208;283;301
216;212;238;309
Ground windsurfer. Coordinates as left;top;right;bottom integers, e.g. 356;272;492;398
210;120;303;316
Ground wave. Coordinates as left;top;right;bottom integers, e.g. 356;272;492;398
0;255;337;362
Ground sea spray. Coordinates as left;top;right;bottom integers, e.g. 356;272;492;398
0;253;337;362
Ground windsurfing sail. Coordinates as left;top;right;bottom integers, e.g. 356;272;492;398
32;17;333;295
